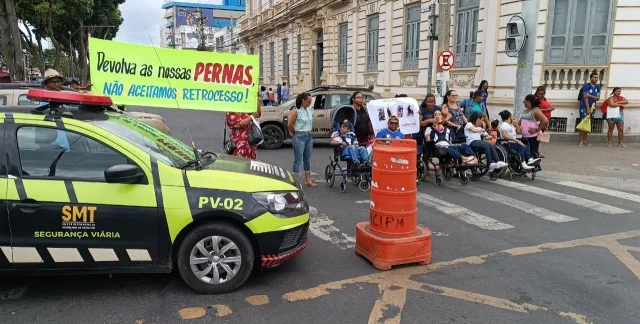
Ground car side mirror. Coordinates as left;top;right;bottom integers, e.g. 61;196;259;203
104;164;145;184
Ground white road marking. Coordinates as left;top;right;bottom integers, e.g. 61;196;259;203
555;181;640;204
416;193;514;230
309;207;356;249
355;200;371;204
455;185;578;223
493;179;631;215
89;248;119;262
47;248;84;263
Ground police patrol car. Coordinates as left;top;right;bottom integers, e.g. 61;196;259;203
0;89;310;294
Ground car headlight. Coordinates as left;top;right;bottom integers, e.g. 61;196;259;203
252;191;308;218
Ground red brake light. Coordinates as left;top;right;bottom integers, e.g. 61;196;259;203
27;89;113;106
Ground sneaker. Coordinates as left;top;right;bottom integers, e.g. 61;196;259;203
488;163;497;172
527;158;541;165
521;161;534;170
496;161;509;168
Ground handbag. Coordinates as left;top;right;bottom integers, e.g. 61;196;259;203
536;130;550;143
223;120;236;155
247;116;264;146
607;106;620;119
520;119;539;138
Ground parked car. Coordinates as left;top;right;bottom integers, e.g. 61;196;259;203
0;83;172;135
257;86;382;149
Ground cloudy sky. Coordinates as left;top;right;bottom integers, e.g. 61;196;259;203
115;0;225;45
115;0;165;45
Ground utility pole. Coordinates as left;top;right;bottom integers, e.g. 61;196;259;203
436;0;451;101
513;0;540;118
426;0;437;94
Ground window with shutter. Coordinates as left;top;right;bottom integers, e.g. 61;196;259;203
259;45;264;78
545;0;614;65
366;15;379;73
403;4;421;70
270;41;275;78
297;34;302;75
454;0;479;68
283;38;289;75
338;23;348;73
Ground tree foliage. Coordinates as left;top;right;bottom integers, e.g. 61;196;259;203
15;0;124;79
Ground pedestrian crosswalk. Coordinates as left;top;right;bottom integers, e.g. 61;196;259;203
307;175;640;250
314;176;639;240
412;177;635;231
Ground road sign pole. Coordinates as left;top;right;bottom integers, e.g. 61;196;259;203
514;0;540;118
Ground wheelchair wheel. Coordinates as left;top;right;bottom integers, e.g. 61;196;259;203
435;175;444;188
473;153;489;178
460;174;470;186
325;165;335;187
443;168;454;180
417;159;427;182
494;145;509;177
489;172;498;181
359;180;370;192
340;181;347;193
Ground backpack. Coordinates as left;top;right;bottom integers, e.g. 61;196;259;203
578;85;584;101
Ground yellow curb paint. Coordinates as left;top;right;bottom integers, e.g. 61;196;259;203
212;304;232;317
245;295;270;306
282;230;640;323
178;307;206;320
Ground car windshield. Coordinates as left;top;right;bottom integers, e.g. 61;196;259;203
89;113;195;167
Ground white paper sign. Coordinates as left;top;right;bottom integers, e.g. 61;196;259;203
366;97;420;135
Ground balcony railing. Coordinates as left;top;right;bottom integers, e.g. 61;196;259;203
541;65;608;90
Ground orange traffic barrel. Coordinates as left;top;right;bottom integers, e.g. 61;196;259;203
355;138;432;271
370;139;417;237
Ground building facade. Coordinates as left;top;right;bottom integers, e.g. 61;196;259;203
239;0;640;133
160;1;246;52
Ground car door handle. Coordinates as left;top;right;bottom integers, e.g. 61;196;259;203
317;114;324;117
13;200;42;213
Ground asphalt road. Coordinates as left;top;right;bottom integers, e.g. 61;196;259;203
1;108;640;324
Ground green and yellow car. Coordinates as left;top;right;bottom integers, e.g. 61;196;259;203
0;89;310;294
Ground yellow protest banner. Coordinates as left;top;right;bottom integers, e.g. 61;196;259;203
88;37;260;112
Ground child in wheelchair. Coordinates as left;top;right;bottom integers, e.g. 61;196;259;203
498;110;541;171
426;111;478;165
330;120;371;168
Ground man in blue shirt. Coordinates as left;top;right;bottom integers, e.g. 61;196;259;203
376;115;405;139
579;72;601;146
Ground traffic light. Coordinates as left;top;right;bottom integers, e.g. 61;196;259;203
505;17;526;57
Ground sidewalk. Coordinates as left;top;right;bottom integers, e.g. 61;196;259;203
538;142;640;180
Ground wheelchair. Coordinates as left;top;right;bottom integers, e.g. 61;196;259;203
324;145;372;193
496;139;541;181
420;140;479;187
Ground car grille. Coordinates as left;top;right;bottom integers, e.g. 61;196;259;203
279;224;308;252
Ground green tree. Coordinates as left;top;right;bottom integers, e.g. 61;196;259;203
15;0;124;81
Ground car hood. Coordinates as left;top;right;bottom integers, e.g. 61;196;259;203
124;111;162;120
197;154;301;191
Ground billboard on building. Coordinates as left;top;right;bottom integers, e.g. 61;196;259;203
175;7;238;28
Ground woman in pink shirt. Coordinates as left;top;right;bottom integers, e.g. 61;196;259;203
605;87;629;147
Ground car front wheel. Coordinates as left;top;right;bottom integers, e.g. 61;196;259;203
177;222;255;294
260;124;285;150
